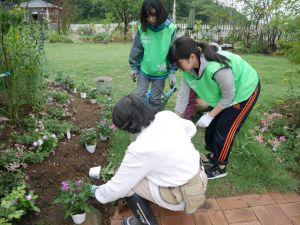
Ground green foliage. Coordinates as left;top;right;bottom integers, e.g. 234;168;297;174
79;129;98;146
0;184;40;223
253;111;300;175
100;162;116;182
88;89;98;99
0;7;47;123
47;108;66;119
78;82;89;93
53;179;93;217
55;71;76;90
77;25;96;35
0;170;24;199
48;32;74;43
43;117;71;137
97;118;112;137
51;91;70;104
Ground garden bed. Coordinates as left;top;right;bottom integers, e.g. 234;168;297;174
0;82;115;225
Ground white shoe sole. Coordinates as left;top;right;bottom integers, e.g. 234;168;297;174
207;172;228;180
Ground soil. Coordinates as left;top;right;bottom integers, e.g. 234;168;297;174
14;83;116;225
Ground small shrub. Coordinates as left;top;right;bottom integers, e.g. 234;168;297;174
47;108;66;119
77;25;96;36
48;32;73;43
51;92;69;104
43;117;71;137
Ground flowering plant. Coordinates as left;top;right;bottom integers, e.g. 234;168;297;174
97;118;117;138
53;179;93;217
0;184;40;223
79;128;98;146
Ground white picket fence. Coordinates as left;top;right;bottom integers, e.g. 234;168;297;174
69;23;238;41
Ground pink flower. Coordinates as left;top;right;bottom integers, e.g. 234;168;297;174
109;124;117;131
51;133;56;139
61;181;69;192
42;135;48;141
7;162;21;171
278;136;286;142
75;180;82;186
21;163;28;168
26;195;32;201
260;120;268;127
255;134;264;144
33;141;39;147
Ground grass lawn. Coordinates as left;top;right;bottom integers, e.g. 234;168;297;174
45;43;300;197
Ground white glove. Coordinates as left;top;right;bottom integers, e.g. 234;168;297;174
130;70;138;82
91;185;99;197
196;113;214;128
169;73;176;88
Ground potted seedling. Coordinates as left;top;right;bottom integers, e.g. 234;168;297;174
89;89;98;104
65;76;77;93
97;118;111;141
79;128;98;153
54;179;93;224
78;83;88;99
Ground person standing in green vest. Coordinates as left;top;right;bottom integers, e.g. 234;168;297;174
129;0;177;113
170;36;261;179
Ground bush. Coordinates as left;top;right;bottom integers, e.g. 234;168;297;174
77;25;96;36
48;32;73;43
0;8;46;123
51;91;70;104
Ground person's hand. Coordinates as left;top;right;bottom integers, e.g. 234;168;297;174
130;70;138;82
91;185;99;197
196;113;214;128
169;73;176;88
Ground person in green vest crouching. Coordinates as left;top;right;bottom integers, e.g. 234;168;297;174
129;0;177;113
170;36;261;180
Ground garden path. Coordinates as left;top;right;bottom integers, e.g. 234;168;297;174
110;192;300;225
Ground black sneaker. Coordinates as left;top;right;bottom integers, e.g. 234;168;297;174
122;216;143;225
205;165;227;180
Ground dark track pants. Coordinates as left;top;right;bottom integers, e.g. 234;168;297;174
205;82;261;165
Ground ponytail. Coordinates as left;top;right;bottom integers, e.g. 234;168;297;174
197;42;230;68
170;36;230;69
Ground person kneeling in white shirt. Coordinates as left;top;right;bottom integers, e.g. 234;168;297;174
92;94;207;225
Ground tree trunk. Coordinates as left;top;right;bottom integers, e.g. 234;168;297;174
172;0;176;23
124;19;129;41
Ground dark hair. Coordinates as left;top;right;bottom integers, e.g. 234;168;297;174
140;0;168;32
112;94;155;134
170;36;230;69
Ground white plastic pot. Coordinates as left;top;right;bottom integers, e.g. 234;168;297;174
99;135;108;141
80;93;87;99
71;212;86;224
66;130;71;140
89;166;101;179
85;143;96;153
90;99;97;104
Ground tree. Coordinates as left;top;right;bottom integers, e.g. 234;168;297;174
101;0;142;39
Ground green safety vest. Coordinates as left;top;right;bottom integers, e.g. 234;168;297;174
138;23;176;77
182;51;259;107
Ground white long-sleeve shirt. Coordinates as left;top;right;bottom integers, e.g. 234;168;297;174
95;111;200;204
